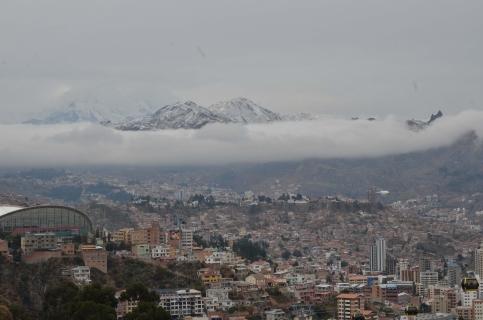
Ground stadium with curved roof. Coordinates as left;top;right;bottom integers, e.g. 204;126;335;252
0;205;93;236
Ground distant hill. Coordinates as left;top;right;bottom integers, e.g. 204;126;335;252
207;131;483;200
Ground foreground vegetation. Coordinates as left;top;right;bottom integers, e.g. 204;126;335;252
0;255;201;319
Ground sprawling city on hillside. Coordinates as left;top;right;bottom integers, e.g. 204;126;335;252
2;170;483;320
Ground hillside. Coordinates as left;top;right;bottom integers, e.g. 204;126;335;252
0;255;202;319
208;131;483;200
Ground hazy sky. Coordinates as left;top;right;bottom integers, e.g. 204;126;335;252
1;0;483;121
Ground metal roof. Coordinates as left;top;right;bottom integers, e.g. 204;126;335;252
0;206;24;217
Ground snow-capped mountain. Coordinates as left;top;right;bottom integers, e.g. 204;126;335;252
208;97;281;123
113;97;323;131
24;99;158;125
115;101;230;130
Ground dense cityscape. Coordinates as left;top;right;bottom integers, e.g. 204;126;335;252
2;171;483;320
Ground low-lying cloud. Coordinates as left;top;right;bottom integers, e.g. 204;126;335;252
1;110;482;167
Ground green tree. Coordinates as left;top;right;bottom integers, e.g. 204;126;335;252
292;249;302;257
233;237;268;262
120;283;159;303
124;302;170;320
42;282;80;320
281;250;291;260
69;301;116;320
79;284;117;308
42;282;117;320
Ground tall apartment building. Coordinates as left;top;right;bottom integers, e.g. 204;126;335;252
112;228;133;243
420;271;438;288
429;295;449;314
386;254;397;275
419;257;433;272
428;287;457;313
80;245;108;273
181;228;194;253
370;238;386;273
119;223;160;246
447;261;461;288
337;293;364;320
401;266;421;283
158;289;204;317
397;258;410;280
475;244;483;280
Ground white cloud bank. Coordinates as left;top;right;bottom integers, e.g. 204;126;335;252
0;110;482;167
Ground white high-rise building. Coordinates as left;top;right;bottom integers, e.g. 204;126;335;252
181;228;194;253
370;237;386;272
474;244;483;280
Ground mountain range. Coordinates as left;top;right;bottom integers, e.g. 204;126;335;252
24;97;443;131
24;99;159;125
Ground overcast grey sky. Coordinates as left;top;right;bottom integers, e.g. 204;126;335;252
1;0;482;121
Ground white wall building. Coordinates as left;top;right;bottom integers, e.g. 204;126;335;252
158;289;204;317
151;244;170;259
72;266;91;285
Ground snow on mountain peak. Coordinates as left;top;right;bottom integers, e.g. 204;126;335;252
115;101;230;130
209;97;281;124
24;98;158;125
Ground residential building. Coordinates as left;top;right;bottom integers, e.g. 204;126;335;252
447;262;461;288
205;251;236;265
248;260;271;274
455;306;472;320
21;232;57;255
80;245;108;273
473;299;483;320
475;244;483;280
72;266;91;285
132;244;151;258
420;271;438;288
181;228;194;253
337;293;364;320
112;228;134;243
205;287;234;311
246;274;267;289
371;284;398;303
265;309;287;320
199;269;222;286
462;290;478;307
158;289;204;317
60;243;75;255
151;244;173;259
